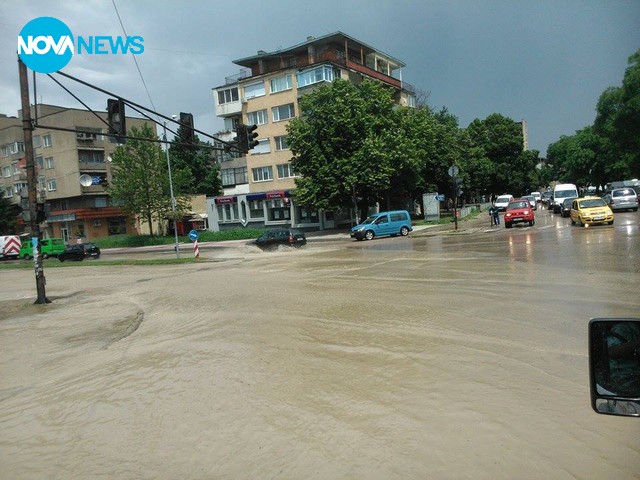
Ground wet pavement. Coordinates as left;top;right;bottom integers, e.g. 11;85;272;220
1;208;639;479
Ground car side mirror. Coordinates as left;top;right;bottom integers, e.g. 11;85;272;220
589;318;640;417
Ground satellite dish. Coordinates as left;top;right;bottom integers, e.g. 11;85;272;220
79;174;93;187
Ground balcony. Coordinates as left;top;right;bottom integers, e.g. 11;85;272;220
81;184;107;194
216;100;242;118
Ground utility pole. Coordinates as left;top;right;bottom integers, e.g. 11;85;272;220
18;56;50;304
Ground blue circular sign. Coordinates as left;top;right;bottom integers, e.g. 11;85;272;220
18;17;74;74
188;229;199;242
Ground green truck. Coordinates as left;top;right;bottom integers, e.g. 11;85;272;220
19;238;66;259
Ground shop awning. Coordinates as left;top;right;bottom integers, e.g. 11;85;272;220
214;196;237;205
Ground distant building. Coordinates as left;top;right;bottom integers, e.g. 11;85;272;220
0;105;149;242
208;32;416;231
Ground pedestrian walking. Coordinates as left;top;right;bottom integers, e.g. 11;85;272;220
489;202;500;226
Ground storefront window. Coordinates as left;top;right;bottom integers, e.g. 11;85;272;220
268;199;290;221
250;200;265;218
297;207;319;224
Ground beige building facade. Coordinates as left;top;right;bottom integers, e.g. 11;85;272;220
208;32;415;232
0;105;150;242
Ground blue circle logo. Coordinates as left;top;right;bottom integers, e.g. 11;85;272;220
18;17;74;74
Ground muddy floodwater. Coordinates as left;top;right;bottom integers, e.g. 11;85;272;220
1;233;639;479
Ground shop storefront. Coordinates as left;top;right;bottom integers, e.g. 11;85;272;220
206;190;354;232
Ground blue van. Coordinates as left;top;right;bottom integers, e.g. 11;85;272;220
350;210;413;241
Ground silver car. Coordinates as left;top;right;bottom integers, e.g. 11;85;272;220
603;188;639;212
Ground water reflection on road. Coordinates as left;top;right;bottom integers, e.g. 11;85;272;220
0;209;638;479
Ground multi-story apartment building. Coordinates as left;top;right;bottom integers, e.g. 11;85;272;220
0;105;149;242
208;32;415;231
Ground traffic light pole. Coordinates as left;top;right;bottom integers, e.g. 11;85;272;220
18;56;50;304
452;176;458;231
164;122;180;259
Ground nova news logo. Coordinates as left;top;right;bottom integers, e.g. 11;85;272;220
18;16;144;74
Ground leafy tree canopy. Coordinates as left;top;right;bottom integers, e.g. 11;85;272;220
108;123;193;236
0;190;22;234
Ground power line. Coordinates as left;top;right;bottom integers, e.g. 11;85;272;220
111;0;159;121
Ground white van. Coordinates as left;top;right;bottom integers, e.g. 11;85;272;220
552;183;579;213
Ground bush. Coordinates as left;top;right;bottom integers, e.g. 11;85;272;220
93;228;268;249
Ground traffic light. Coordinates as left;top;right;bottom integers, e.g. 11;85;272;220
35;203;46;223
179;112;195;144
235;124;247;153
107;98;126;143
245;124;259;151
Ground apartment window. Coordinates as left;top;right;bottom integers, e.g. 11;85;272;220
38;176;46;191
78;150;105;163
14;182;27;195
221;167;248;186
217;87;239;105
36;155;44;169
251;139;271;155
76;128;101;140
277;163;295;179
221;169;235;186
275;136;289;151
252;166;273;182
2;166;10;177
270;74;292;93
272;103;295;122
244;81;265;99
4;187;12;198
12;163;20;175
296;65;337;88
33;135;42;148
247;109;268;126
47;179;57;191
1;142;24;157
45;157;55;169
43;134;52;147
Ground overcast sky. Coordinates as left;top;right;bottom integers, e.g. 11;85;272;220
2;0;639;155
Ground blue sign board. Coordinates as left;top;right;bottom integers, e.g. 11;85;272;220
436;194;445;202
188;229;199;242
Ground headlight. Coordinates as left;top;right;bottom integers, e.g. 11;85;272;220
505;213;512;217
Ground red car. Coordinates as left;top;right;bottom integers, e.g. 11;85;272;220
504;199;535;228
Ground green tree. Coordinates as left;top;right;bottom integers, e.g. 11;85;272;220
108;124;192;236
593;48;640;179
287;79;421;219
466;113;536;196
0;190;21;234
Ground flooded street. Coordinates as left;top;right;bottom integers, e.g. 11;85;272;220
1;216;639;479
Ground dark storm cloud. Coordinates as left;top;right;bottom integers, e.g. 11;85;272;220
2;0;639;153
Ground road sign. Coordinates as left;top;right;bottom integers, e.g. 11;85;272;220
435;194;445;201
188;229;199;242
448;166;459;177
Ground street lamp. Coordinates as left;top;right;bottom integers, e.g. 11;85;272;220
164;117;180;259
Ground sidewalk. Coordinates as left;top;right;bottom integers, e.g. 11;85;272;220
103;213;490;254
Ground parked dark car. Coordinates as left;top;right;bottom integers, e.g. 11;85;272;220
58;244;87;262
58;243;101;262
255;229;306;250
81;243;101;258
560;197;578;217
